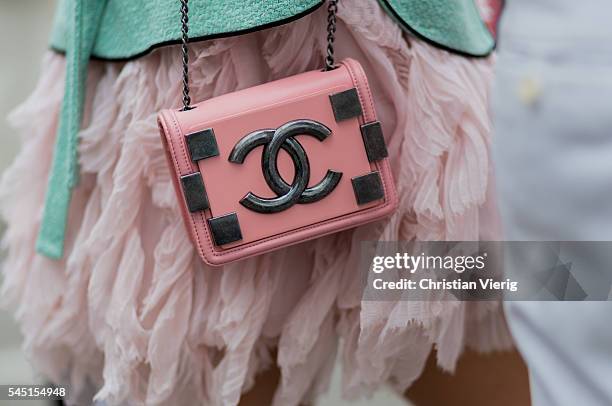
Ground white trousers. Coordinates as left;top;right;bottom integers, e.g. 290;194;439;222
493;1;612;405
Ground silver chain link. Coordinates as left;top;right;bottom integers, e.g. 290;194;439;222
180;0;191;110
325;0;338;71
180;0;339;109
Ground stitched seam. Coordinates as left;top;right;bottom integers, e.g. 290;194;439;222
175;111;215;258
343;59;391;199
342;61;367;123
172;111;223;261
166;111;208;259
353;60;376;123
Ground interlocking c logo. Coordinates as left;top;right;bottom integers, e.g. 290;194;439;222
228;119;343;213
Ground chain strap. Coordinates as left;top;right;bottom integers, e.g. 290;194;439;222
180;0;191;110
179;0;339;110
325;0;339;71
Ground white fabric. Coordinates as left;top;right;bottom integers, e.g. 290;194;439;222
493;1;612;405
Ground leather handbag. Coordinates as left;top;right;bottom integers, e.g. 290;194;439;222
157;0;398;266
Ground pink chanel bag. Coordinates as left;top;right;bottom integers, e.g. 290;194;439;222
158;0;398;266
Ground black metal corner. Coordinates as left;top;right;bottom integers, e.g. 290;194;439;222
208;212;243;246
351;171;385;205
186;128;220;162
180;172;210;212
329;88;363;122
360;121;388;162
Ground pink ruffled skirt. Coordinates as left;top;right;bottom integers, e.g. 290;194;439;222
0;1;510;405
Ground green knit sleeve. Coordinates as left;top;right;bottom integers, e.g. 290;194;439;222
378;0;494;56
50;0;325;60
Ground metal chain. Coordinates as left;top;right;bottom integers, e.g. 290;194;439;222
180;0;191;110
180;0;338;110
325;0;338;71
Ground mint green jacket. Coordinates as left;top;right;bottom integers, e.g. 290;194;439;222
39;0;494;259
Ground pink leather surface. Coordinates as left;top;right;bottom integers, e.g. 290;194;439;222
158;59;398;266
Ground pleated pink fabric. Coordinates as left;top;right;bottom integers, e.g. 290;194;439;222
0;2;511;405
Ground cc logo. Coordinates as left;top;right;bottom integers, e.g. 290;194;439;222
228;119;343;213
